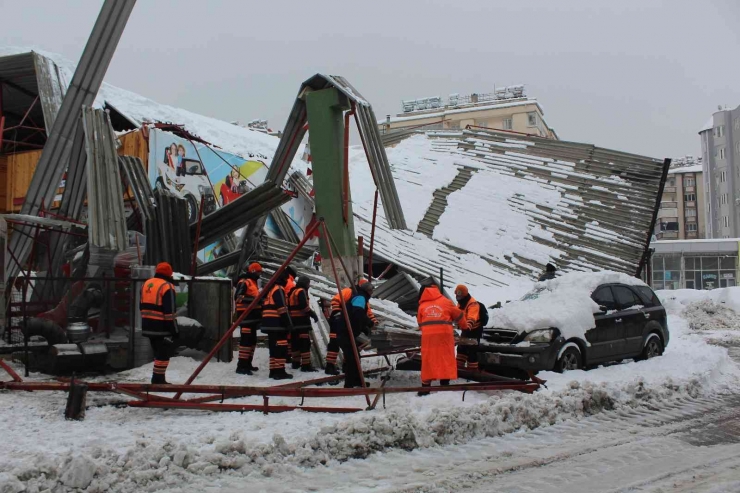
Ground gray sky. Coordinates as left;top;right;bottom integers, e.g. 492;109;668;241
2;0;739;159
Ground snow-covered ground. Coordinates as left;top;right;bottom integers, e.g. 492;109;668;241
1;288;739;492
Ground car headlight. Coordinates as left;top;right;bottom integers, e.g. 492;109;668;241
522;329;556;343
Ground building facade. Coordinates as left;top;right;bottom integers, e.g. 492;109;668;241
378;88;557;139
699;104;740;238
654;164;705;240
646;239;739;290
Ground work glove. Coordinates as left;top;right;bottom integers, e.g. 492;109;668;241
309;310;319;322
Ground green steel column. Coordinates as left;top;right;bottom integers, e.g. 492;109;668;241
305;88;356;262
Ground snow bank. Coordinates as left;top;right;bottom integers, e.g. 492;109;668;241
490;271;647;339
0;378;713;493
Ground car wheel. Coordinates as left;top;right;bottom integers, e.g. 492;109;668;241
555;346;582;373
185;195;198;223
639;336;663;361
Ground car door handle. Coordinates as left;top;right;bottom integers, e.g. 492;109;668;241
615;319;623;323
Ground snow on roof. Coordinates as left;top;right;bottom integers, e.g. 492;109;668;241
668;165;703;174
0;47;284;162
380;99;542;125
490;271;647;339
699;117;714;133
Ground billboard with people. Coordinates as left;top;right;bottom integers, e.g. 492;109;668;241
147;128;313;266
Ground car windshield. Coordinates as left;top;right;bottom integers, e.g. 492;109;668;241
521;286;547;301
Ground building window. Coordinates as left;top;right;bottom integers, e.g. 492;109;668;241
736;141;740;155
723;215;730;228
474;119;488;128
686;223;697;232
686;208;697;217
502;118;513;130
720;147;726;159
684;193;696;202
684;256;736;290
666;177;676;187
684;177;695;187
720;170;727;183
527;112;537;126
714;125;725;137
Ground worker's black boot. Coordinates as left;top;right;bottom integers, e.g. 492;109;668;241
301;364;319;373
292;361;301;370
324;363;340;376
151;373;170;385
417;383;431;397
269;369;294;380
235;361;252;375
440;379;450;386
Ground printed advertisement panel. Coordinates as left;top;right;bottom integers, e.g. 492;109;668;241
147;129;313;267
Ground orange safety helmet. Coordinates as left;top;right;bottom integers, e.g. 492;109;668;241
248;262;262;273
454;284;469;297
155;262;173;277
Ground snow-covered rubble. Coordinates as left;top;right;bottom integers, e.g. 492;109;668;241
1;287;739;492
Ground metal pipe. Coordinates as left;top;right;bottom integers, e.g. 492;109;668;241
0;380;539;397
176;219;322;397
342;106;355;224
128;400;363;414
320;222;370;405
190;195;205;276
367;190;379;279
184;367;390;404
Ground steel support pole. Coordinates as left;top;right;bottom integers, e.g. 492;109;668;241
320;222;371;406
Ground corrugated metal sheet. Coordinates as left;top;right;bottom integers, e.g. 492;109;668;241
446;129;669;276
6;0;136;277
193;182;291;249
354;130;668;291
269;208;300;243
288;170;315;208
118;155;158;264
416;166;476;237
152;188;192;273
83;107;128;251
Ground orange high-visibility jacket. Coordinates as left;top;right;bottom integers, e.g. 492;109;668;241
262;284;290;330
459;296;481;331
235;277;262;324
288;287;312;329
417;285;465;381
330;287;377;325
140;276;176;337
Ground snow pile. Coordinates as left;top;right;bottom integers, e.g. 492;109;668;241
683;299;740;332
0;378;709;493
490;271;647;338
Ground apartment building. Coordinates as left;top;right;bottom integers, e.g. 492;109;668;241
654;164;705;240
699;104;740;238
378;86;558;139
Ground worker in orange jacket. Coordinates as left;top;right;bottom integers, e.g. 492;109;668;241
455;284;483;371
140;262;179;384
234;262;263;375
288;276;319;372
261;271;294;380
416;282;466;396
325;279;377;375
